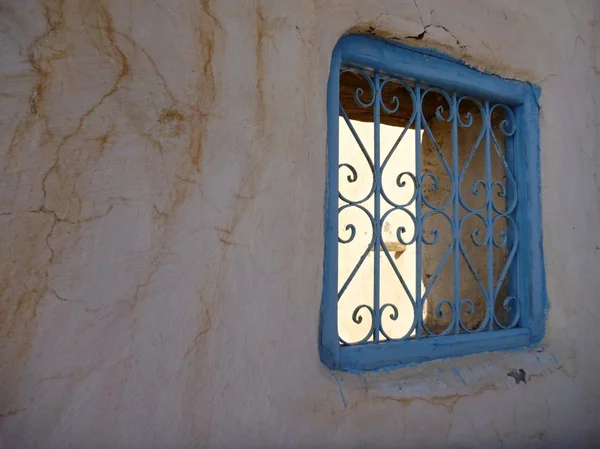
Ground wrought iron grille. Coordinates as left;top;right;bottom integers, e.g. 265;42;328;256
320;36;545;371
338;67;521;345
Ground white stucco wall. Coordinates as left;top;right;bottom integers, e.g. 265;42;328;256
0;0;599;447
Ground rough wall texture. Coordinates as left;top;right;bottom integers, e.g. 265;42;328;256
0;0;599;448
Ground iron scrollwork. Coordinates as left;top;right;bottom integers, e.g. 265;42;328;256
337;67;520;346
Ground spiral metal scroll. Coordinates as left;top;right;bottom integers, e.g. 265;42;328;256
338;71;421;344
420;88;456;211
491;214;520;329
418;90;458;337
337;69;377;345
457;97;488;214
488;103;519;329
420;209;456;336
489;104;517;215
455;99;519;332
450;97;492;332
377;77;426;341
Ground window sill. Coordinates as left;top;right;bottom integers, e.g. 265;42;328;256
339;328;532;371
327;345;567;409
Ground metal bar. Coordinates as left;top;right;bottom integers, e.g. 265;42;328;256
415;85;423;339
451;93;460;334
485;101;494;330
373;72;381;343
505;130;517;327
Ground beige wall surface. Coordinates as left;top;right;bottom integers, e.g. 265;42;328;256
0;0;599;447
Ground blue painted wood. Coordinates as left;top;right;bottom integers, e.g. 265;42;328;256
338;35;528;105
341;328;531;371
319;41;342;369
319;34;546;372
522;86;547;344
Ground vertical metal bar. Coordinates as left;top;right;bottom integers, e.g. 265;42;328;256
415;85;423;339
373;72;381;343
451;93;460;334
485;101;494;330
505;131;517;327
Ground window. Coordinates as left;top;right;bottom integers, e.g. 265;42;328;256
319;35;546;371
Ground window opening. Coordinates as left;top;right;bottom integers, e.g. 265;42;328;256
320;36;545;371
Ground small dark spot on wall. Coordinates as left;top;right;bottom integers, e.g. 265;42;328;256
158;108;185;124
507;368;527;384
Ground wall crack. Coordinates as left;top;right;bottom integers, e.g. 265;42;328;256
406;24;467;50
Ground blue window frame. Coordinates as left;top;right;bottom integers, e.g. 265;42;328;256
320;35;546;371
